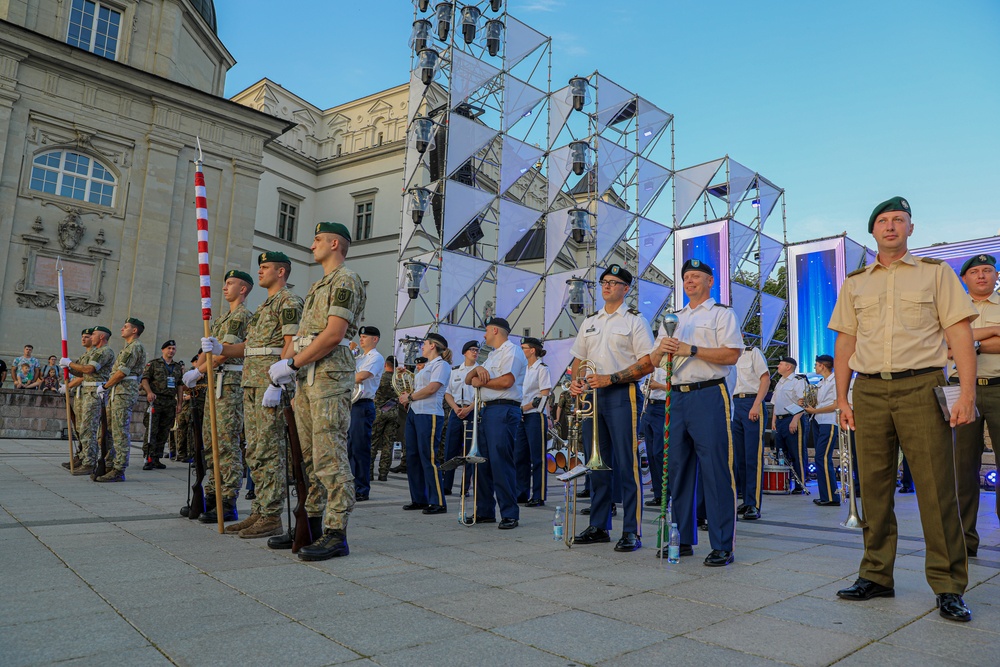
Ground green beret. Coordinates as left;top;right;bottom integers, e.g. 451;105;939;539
94;326;112;336
258;251;290;265
868;196;911;233
125;317;144;331
224;269;254;286
315;221;352;242
960;254;997;276
81;328;92;335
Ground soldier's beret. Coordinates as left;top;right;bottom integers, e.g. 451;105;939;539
426;332;448;348
126;317;145;332
191;354;200;363
681;258;713;277
94;326;112;336
359;325;381;337
868;196;911;233
484;316;511;332
225;269;254;286
81;328;92;335
462;340;480;354
315;221;352;242
599;264;633;284
161;340;176;350
415;356;428;364
960;254;997;276
816;354;834;365
780;356;797;367
258;251;290;265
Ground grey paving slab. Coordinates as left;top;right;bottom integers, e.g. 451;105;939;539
656;576;794;612
756;592;916;640
710;561;840;594
249;581;398;619
440;556;559;586
213;563;341;592
580;591;741;635
373;630;572;667
508;573;640;607
45;645;174;667
494;609;669;664
830;642;974;667
0;582;111;626
360;568;481;602
1;609;152;667
574;560;700;590
880;615;1000;663
97;573;240;611
599;636;789;667
416;586;567;629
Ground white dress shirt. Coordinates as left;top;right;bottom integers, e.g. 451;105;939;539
446;362;479;405
772;374;806;417
410;356;450;416
355;348;384;400
644;366;668;401
656;298;743;384
734;347;769;395
522;360;553;413
813;373;837;425
569;302;655;375
480;339;527;402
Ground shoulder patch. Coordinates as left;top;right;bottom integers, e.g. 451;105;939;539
280;308;299;325
228;320;241;334
333;287;354;309
847;266;866;277
627;308;640;315
713;302;732;308
920;257;943;265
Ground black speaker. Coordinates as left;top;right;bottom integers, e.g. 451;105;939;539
446;218;484;251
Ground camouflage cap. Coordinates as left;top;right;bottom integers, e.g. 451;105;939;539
315;221;352;242
960;253;997;276
258;251;290;265
868;196;911;233
224;269;254;286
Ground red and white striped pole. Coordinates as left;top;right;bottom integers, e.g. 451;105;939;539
56;257;74;473
194;138;225;533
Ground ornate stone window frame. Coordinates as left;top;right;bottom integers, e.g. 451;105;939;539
62;0;137;63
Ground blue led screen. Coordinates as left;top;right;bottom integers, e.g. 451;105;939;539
681;232;722;306
795;248;838;367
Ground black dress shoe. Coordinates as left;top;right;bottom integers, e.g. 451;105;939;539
836;577;895;601
245;490;256;500
576;489;591;498
422;504;447;514
790;485;806;495
153;458;166;469
936;593;972;622
377;474;388;482
644;498;662;507
736;503;748;515
742;507;761;520
355;493;369;502
402;502;428;511
679;544;694;557
697;519;708;531
581;503;616;516
614;532;641;552
574;526;610;544
704;549;735;567
516;495;529;504
526;498;545;507
267;530;294;550
297;529;349;561
142;460;154;471
467;515;495;523
813;498;839;506
498;518;518;530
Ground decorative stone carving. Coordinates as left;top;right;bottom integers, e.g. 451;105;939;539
57;208;85;251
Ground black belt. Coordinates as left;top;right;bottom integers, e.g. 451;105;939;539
949;377;1000;386
855;367;940;381
734;393;756;399
671;377;725;393
647;399;665;406
484;399;519;407
776;414;794;420
355;398;373;404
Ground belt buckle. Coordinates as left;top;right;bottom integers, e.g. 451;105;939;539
979;378;989;386
680;385;690;393
879;371;893;380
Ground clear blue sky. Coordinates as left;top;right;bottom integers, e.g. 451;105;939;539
218;0;1000;249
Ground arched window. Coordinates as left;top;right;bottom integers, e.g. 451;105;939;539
29;150;117;207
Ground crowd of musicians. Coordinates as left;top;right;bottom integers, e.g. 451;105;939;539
54;197;996;623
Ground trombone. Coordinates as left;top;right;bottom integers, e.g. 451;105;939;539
440;388;486;526
836;409;865;529
577;360;610;472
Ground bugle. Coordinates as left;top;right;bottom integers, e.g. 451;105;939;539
836;409;865;529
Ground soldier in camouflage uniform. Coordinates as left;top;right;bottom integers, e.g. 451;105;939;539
173;354;206;462
140;340;184;469
183;269;253;523
64;326;115;476
61;327;92;470
268;222;365;561
95;318;147;482
203;252;302;539
370;356;400;481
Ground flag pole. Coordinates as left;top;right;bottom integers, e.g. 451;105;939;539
194;138;226;534
56;257;74;474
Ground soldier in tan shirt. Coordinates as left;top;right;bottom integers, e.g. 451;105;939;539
828;196;978;622
950;253;1000;557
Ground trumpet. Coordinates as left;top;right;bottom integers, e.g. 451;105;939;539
836;409;865;529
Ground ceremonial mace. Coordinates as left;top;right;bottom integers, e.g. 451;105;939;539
655;312;679;563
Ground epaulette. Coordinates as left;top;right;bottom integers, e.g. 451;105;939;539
920;257;943;265
587;311;598;318
847;266;866;278
539;361;547;366
628;308;641;315
713;302;732;308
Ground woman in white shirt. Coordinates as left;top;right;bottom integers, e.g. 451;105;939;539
399;333;452;515
443;340;481;496
515;338;552;506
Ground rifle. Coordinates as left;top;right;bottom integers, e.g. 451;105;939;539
187;403;207;521
283;398;313;552
95;401;110;478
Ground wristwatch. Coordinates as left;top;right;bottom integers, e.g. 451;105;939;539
288;358;299;371
690;345;699;357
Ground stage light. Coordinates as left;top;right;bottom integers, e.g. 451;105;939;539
490;0;502;11
416;49;439;86
435;2;453;41
460;6;481;44
411;116;435;153
415;0;430;11
566;277;589;315
569;76;589;112
985;469;997;490
400;336;424;366
407;187;432;225
569;140;591;176
485;19;504;56
410;19;432;52
566;207;593;244
403;260;429;300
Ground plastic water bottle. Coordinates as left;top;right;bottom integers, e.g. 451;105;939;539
553;505;564;540
667;522;680;563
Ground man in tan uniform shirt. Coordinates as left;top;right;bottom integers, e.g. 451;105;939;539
951;253;1000;557
828;196;978;623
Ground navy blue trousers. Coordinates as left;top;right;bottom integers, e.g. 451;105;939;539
731;396;766;510
582;383;643;535
641;401;666;502
669;384;737;550
774;416;807;486
348;400;375;496
442;411;473;495
476;404;519;520
813;422;840;503
515;412;548;502
404;411;445;508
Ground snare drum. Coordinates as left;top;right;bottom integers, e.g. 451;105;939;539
762;464;791;494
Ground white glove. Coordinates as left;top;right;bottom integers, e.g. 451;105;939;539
262;384;283;408
96;384;107;399
268;359;297;386
201;336;222;355
57;384;66;395
182;368;203;388
59;357;73;369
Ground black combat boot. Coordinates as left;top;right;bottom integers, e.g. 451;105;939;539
196;493;218;523
297;529;349;561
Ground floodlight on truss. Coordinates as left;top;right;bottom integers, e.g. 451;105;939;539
399;335;424;366
569;76;591;112
410;116;436;154
485;19;503;56
569;140;592;176
410;19;432;52
406;187;432;225
566;207;593;244
460;5;481;44
402;260;429;300
415;0;430;12
416;48;440;86
490;0;502;11
434;2;452;41
566;276;593;315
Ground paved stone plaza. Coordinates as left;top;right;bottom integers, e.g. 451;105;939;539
1;437;997;666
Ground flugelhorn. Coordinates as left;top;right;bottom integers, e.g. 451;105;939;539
836;409;865;529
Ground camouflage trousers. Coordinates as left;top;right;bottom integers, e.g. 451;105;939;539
370;410;399;478
76;389;103;467
109;384;140;471
203;381;244;501
296;383;354;531
173;390;205;460
243;386;287;518
142;397;177;458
